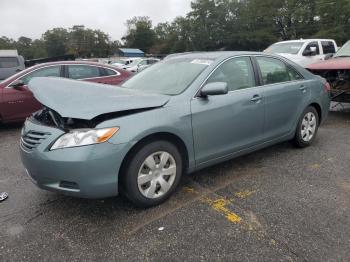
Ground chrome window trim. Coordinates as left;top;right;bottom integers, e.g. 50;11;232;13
6;64;61;88
6;63;120;88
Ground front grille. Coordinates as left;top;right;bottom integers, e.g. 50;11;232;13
21;131;50;151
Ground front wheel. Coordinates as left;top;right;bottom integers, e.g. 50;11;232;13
293;106;319;148
121;140;183;207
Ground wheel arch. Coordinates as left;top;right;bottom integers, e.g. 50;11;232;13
309;102;322;123
119;132;190;181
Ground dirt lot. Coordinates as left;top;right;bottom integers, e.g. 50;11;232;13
1;106;350;262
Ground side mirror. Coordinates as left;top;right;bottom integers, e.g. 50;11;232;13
10;79;25;89
200;82;228;97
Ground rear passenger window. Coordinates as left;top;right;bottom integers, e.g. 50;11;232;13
321;41;336;54
256;57;302;85
68;65;100;79
207;57;255;92
100;68;117;76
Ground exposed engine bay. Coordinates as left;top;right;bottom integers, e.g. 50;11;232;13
32;106;156;130
310;69;350;102
311;69;350;103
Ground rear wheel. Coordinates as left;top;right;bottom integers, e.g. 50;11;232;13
122;140;183;207
293;106;319;148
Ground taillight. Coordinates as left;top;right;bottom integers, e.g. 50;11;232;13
324;82;331;92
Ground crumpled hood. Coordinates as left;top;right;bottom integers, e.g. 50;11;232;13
28;77;170;120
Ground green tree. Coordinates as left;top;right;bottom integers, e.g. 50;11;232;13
42;28;69;57
0;36;15;49
122;16;156;53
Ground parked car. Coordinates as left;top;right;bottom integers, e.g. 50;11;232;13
265;39;338;67
123;58;160;73
307;40;350;103
112;58;141;68
20;52;330;207
0;61;131;123
0;50;25;80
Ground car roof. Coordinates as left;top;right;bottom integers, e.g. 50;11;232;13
165;51;262;61
274;39;335;44
28;60;119;70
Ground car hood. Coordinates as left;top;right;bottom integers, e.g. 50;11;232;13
28;77;170;120
307;57;350;70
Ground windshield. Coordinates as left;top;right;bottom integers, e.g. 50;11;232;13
265;42;305;54
334;41;350;57
122;58;211;95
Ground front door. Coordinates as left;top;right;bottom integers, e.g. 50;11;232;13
191;56;265;165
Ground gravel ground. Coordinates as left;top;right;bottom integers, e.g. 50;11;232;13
0;106;350;261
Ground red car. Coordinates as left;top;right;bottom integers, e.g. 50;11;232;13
0;61;131;123
307;40;350;103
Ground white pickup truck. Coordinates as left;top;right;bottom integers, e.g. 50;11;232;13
264;39;338;67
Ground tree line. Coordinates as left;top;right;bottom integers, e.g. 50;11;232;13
1;0;349;59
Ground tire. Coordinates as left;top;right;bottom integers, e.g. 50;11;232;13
121;140;183;207
293;106;319;148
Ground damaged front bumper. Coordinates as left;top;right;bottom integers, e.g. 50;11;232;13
20;118;130;199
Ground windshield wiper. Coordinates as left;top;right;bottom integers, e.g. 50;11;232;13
334;55;350;58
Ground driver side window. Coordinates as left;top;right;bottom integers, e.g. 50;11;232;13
19;66;61;85
303;42;320;56
207;57;255;92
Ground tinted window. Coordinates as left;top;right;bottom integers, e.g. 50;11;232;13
256;57;302;85
207;57;255;91
303;41;320;55
68;65;100;79
0;57;19;68
100;68;117;76
321;41;336;54
19;66;61;85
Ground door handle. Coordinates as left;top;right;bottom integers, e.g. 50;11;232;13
299;85;307;93
251;94;262;102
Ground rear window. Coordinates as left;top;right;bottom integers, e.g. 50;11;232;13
321;41;336;54
0;57;19;68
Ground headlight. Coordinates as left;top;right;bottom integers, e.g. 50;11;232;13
50;127;119;150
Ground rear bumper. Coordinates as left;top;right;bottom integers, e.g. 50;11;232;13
20;120;130;199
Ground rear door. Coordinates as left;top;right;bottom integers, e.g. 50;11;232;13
191;56;265;164
2;65;62;121
254;56;309;140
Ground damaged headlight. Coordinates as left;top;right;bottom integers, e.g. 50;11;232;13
50;127;119;150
